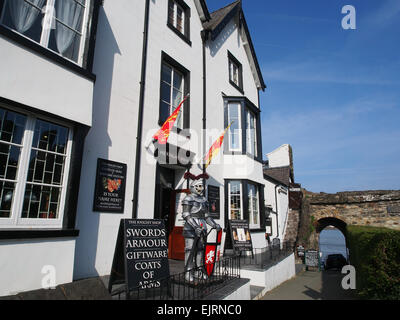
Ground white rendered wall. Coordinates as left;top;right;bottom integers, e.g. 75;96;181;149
205;18;265;242
0;36;93;126
240;253;296;295
136;0;205;220
264;179;289;241
266;144;291;168
73;0;145;279
0;238;76;297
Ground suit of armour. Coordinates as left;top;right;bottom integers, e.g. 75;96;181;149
181;180;220;281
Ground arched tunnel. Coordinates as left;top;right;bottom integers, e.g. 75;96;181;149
316;217;347;237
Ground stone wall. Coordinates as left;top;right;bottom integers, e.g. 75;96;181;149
297;190;400;249
283;208;300;244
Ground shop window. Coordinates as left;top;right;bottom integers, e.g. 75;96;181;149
0;106;72;228
0;0;93;65
226;179;265;231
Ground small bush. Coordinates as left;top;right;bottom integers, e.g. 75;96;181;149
347;225;400;300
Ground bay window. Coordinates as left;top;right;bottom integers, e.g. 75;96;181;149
0;0;93;65
0;106;72;228
224;97;262;161
227;102;241;152
246;109;257;157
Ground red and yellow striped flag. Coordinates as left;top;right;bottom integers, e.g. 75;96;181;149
153;94;189;145
203;122;233;169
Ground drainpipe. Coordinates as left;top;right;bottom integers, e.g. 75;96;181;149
132;0;150;219
201;30;208;181
274;184;280;237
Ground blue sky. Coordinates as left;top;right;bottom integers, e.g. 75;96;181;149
208;0;400;193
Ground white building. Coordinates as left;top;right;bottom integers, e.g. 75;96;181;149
263;145;295;242
0;0;286;297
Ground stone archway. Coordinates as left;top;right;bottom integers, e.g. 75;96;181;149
297;190;400;250
316;217;347;236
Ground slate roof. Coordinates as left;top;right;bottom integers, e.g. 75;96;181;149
263;166;292;186
203;0;241;31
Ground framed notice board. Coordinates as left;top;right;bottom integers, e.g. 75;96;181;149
228;219;253;255
207;185;220;219
93;158;127;213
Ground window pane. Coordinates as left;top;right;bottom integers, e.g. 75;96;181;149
229;60;239;85
176;6;183;33
22;184;61;219
160;101;170;124
49;23;82;62
49;0;85;62
32;119;69;155
161;81;171;104
246;111;256;156
0;108;27;144
248;184;259;227
168;1;175;26
162;64;172;85
23;119;68;219
229;181;242;220
173;71;183;91
0;181;15;218
28;149;66;186
54;0;85;32
228;103;241;150
2;0;45;43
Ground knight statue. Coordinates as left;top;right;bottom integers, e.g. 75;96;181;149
181;178;221;282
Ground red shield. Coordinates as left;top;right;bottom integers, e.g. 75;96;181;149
204;229;222;277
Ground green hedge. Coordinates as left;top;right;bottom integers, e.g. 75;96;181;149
347;225;400;300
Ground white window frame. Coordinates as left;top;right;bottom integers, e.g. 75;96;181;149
248;183;260;229
169;0;185;35
228;180;243;220
227;102;242;152
161;62;185;129
0;0;92;66
246;109;257;157
0;105;73;229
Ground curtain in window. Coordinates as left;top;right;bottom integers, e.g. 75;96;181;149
55;0;83;55
8;0;45;33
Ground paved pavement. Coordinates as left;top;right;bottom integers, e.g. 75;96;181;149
262;269;357;300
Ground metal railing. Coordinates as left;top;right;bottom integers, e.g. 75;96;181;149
111;255;240;300
239;241;295;270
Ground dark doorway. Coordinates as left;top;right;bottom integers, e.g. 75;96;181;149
155;165;175;240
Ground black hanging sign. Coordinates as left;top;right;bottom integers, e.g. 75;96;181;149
93;158;127;213
207;185;220;219
228;219;253;254
108;219;170;297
